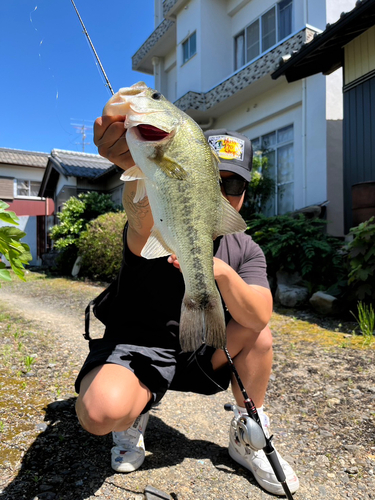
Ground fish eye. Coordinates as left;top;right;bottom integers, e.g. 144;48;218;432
151;92;162;100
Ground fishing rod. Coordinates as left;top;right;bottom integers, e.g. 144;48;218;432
70;0;114;95
224;347;294;499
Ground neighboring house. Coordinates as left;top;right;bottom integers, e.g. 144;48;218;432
0;147;53;266
39;148;123;257
0;147;123;267
39;149;122;213
272;0;375;233
132;0;357;236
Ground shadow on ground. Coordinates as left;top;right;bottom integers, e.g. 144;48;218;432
0;398;255;500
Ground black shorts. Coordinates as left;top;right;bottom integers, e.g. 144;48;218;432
75;339;231;414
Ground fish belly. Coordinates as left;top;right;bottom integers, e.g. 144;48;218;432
146;175;226;352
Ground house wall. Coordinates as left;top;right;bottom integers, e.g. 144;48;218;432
344;25;375;85
176;0;201;97
201;0;231;92
0;216;39;266
343;75;375;232
0;163;46;265
143;0;353;234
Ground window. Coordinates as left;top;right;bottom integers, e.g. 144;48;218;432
262;7;276;52
234;0;293;70
252;124;294;216
278;0;293;40
182;32;197;64
16;179;41;197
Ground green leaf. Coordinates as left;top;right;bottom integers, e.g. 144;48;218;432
0;211;19;225
0;268;12;281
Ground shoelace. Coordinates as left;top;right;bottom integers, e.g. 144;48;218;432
114;428;140;448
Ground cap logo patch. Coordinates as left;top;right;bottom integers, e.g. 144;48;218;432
208;135;244;162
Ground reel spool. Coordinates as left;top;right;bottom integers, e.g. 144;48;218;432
225;404;266;451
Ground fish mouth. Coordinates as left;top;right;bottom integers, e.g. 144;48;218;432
136;124;170;141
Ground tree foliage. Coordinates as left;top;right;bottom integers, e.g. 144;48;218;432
77;212;127;281
0;200;32;285
49;192;122;274
346;216;375;302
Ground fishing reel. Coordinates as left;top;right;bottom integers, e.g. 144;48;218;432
224;403;266;451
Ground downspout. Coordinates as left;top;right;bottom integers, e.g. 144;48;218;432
152;56;160;90
302;78;307;206
302;0;308;206
198;117;215;131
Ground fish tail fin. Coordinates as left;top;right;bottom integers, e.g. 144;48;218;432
179;295;226;352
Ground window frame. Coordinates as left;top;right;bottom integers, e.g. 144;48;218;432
182;31;197;65
14;179;41;199
234;0;293;71
252;124;294;216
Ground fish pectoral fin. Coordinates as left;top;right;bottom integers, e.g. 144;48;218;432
158;155;188;180
120;165;146;181
214;194;248;238
133;180;147;203
141;227;173;259
120;165;148;203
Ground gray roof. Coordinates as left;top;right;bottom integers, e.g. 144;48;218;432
0;147;49;168
50;149;113;179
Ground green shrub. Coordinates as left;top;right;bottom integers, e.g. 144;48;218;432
50;192;122;274
346;216;375;302
78;212;127;281
0;200;32;285
246;213;345;292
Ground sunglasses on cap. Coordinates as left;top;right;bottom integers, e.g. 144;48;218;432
221;175;248;197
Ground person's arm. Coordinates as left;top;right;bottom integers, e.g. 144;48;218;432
213;257;273;332
94;115;153;256
167;254;272;331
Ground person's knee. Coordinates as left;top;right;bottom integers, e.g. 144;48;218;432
255;325;273;354
75;385;134;435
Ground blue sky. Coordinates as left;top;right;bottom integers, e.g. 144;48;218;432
0;1;155;155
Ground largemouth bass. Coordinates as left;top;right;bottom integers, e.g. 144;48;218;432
103;82;247;352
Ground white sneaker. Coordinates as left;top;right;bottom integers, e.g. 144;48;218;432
228;410;299;495
111;412;149;472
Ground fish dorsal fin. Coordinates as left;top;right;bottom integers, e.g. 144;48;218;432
214;194;247;238
141;226;173;259
120;165;148;203
156;154;188;180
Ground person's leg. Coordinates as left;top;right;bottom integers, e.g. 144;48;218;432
76;363;152;436
211;320;273;407
212;320;299;495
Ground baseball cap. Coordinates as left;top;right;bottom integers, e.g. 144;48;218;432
204;129;253;182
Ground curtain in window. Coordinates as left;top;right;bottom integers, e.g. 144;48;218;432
17;180;29;196
190;32;196;57
182;40;189;64
235;32;245;70
278;0;293;40
278;182;294;213
30;181;41;197
246;20;260;63
262;7;276;51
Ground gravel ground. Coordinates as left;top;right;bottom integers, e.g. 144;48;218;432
0;271;374;500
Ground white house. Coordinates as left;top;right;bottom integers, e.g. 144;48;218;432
0;148;51;266
132;0;358;236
